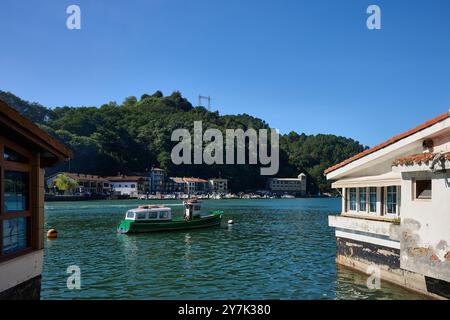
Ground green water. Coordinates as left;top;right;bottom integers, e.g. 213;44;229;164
42;198;425;300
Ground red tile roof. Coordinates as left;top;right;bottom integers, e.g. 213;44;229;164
393;152;450;166
105;176;143;182
324;111;450;175
184;177;208;183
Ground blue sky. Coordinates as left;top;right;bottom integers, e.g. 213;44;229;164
1;0;449;147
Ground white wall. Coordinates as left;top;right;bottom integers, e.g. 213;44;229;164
400;171;450;246
111;182;138;196
400;170;450;282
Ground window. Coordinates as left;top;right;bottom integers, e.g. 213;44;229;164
386;186;397;215
136;212;147;220
148;212;157;219
158;211;169;219
369;187;377;213
2;217;27;255
4;171;29;212
3;147;29;164
415;180;432;200
126;211;135;219
359;188;367;212
349;188;357;211
131;184;136;188
1;141;32;258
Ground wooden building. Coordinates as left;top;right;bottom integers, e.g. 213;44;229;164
0;100;72;299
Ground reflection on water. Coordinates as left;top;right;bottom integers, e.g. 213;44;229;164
42;199;426;300
335;265;427;300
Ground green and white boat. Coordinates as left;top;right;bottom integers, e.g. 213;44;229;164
117;199;223;233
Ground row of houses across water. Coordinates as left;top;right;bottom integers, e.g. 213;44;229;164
45;170;230;197
46;169;308;198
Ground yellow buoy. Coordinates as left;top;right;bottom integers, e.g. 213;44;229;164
47;228;58;239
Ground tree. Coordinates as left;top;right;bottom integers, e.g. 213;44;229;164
123;96;137;108
152;90;163;98
53;174;79;194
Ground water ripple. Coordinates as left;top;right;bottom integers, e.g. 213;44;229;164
42;199;425;300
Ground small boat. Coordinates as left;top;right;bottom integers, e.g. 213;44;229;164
117;199;223;233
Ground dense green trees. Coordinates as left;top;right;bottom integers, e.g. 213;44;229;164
0;90;366;193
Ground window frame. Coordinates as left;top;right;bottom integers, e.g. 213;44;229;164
385;186;399;217
369;187;377;214
348;188;357;212
414;179;432;201
358;187;368;213
0;138;33;261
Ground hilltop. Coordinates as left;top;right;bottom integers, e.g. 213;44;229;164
0;90;366;193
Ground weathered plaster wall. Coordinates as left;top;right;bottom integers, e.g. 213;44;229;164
399;171;450;282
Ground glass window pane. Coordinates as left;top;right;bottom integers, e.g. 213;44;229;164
159;211;169;219
349;188;357;211
136;213;146;220
416;180;432;199
386;186;397;214
3;147;29;164
2;217;28;255
4;171;29;213
359;188;367;212
369;187;377;213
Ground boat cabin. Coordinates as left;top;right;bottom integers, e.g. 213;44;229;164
125;206;172;221
184;199;202;220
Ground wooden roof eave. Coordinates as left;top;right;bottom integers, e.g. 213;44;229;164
0;101;73;165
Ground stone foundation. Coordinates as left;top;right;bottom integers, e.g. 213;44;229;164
336;237;449;299
0;275;41;300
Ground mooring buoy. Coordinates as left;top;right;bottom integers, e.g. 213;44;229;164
228;219;234;225
47;228;58;239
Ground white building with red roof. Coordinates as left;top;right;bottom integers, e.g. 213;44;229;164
325;109;450;299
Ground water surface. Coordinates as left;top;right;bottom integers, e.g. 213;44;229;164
42;198;425;299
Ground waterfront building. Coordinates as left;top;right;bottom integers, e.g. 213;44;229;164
267;173;307;196
149;167;166;193
209;178;229;193
106;175;144;197
167;177;186;193
326;110;450;299
46;172;111;195
0;101;72;299
183;177;209;195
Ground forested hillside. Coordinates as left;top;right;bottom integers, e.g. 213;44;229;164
0;90;366;193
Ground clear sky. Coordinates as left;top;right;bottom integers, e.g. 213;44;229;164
1;0;449;147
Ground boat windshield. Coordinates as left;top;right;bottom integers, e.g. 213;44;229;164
126;211;135;219
159;211;169;219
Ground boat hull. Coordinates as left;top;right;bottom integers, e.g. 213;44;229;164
117;212;223;234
